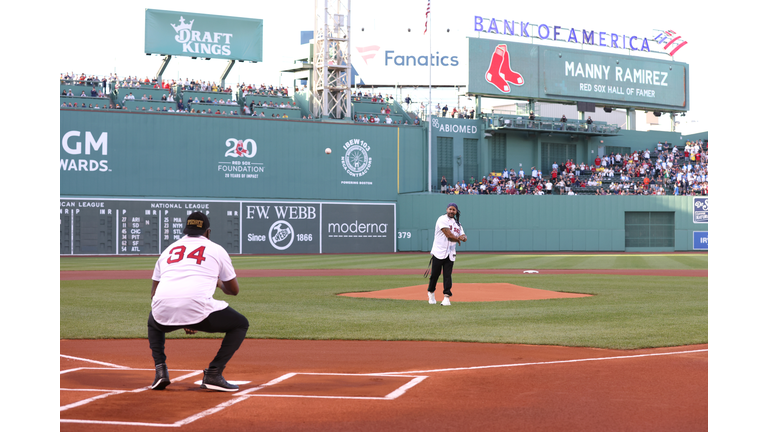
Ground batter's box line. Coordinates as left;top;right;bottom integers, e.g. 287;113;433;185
234;372;428;400
60;354;130;369
60;369;201;412
61;372;429;428
61;394;255;428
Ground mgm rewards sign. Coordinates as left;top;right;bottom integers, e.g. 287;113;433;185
145;9;263;62
467;38;689;112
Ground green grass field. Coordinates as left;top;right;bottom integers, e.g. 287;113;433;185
60;253;707;349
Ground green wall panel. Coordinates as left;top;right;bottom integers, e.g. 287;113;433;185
559;230;573;251
396;194;706;252
573;230;586;251
61;110;422;202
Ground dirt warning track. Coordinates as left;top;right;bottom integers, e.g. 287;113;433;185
60;268;707;280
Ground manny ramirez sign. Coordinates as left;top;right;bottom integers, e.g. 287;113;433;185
467;38;688;112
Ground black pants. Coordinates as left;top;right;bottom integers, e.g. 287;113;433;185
427;255;454;296
148;306;249;370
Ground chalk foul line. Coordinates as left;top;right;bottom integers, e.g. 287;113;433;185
375;348;708;375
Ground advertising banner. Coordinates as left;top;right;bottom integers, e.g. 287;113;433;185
321;203;396;253
693;231;708;250
350;34;468;86
145;9;263;62
467;38;689;111
241;202;321;254
693;197;708;223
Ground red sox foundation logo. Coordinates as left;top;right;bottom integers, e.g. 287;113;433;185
224;138;257;158
485;44;524;93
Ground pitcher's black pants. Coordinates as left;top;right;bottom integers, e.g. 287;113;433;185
427;255;454;296
148;306;249;370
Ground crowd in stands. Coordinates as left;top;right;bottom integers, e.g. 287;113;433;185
352;90;396;104
440;140;708;196
61;87;108;99
61;73;303;118
354;114;413;125
239;83;289;97
434;103;475;119
60;72;110;88
246;100;299;111
177;78;233;93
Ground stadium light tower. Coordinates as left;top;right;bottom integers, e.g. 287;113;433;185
312;0;351;119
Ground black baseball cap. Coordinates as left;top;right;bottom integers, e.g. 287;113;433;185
183;211;210;236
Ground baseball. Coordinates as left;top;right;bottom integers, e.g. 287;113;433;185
325;148;332;154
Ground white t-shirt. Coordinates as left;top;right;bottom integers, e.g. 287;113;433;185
430;214;465;261
151;235;236;326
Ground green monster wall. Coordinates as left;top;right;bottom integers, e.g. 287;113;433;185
60;110;424;201
60;110;707;253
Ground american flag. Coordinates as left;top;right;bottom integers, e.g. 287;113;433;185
424;0;431;35
654;30;688;57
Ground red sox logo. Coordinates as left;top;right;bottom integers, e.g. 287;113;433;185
235;140;247;156
485;44;524;93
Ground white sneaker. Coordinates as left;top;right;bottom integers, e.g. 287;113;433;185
428;291;436;304
441;296;451;306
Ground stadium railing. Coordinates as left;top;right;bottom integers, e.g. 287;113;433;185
482;113;620;135
354;113;405;125
60;96;110;107
123;100;179;111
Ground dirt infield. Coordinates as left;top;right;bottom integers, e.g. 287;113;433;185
61;339;707;431
60;268;707;430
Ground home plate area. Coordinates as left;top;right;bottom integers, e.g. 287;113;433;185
60;367;427;427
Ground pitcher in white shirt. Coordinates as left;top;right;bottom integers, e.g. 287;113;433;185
147;212;249;392
426;203;467;306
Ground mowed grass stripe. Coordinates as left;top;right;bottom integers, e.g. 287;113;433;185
60;273;707;349
60;253;707;271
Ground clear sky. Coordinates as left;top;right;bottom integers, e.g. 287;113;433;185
52;0;718;133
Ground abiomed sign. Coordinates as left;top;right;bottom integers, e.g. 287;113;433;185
145;9;263;62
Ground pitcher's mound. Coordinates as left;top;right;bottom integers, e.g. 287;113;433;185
338;283;592;302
